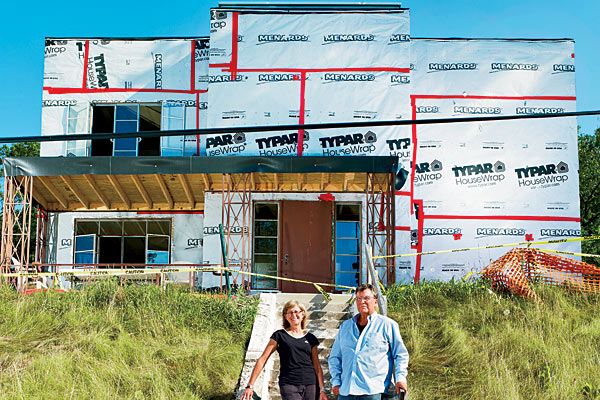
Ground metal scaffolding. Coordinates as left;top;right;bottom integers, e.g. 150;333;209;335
221;173;252;291
365;172;395;286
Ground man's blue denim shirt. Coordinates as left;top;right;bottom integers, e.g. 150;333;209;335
328;312;409;396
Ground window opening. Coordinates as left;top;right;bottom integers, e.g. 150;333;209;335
161;102;187;156
334;203;361;288
138;105;161;156
90;104;162;156
113;104;138;157
252;203;278;289
74;234;96;265
147;234;170;264
98;236;122;264
74;219;171;267
90;105;114;156
66;104;89;156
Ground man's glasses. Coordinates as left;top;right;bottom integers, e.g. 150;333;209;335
285;310;304;316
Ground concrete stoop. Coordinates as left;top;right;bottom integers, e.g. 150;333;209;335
236;293;357;400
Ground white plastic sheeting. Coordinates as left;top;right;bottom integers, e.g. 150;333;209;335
38;9;581;285
410;39;579;281
204;8;579;283
205;9;412;163
42;38;209;157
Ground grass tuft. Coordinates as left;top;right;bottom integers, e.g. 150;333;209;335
0;281;258;399
387;281;600;400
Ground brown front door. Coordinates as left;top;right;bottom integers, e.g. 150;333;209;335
279;200;333;293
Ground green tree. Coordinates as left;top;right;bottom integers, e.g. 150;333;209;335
578;127;600;265
0;142;41;262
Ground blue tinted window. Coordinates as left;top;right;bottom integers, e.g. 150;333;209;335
114;138;137;151
147;251;169;264
336;221;360;238
336;238;359;255
335;255;360;272
161;148;183;157
75;251;94;264
115;105;138;120
115;121;138;133
75;235;94;251
335;272;359;288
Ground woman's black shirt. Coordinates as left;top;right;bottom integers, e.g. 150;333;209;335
270;329;319;385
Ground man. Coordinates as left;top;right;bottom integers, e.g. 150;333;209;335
328;284;409;399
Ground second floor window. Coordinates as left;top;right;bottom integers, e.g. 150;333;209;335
91;104;161;156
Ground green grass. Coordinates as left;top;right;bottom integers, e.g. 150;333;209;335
0;281;258;400
2;280;599;400
386;280;600;400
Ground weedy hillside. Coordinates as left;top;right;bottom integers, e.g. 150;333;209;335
0;282;258;400
386;281;600;400
1;281;599;400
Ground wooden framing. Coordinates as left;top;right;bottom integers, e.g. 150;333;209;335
1;156;397;292
16;172;389;212
1;176;33;290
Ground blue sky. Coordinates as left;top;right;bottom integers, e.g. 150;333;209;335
1;0;598;139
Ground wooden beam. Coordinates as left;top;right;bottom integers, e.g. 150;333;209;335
178;174;195;208
201;173;211;191
38;177;68;209
274;173;279;191
250;172;256;191
297;173;303;191
343;173;354;191
60;175;90;209
131;175;153;209
31;186;48;210
83;175;110;208
155;175;173;209
106;175;131;209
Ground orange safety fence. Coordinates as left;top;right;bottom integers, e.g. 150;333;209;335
481;248;600;300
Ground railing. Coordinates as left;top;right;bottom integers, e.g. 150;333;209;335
6;263;222;293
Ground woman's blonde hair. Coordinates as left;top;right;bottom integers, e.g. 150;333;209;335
282;300;307;330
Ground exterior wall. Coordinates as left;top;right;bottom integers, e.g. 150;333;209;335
50;211;203;288
201;191;378;290
41;38;209;157
38;9;581;286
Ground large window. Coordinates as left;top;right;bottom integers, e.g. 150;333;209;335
334;204;361;288
90;104;161;156
74;219;170;267
252;203;278;289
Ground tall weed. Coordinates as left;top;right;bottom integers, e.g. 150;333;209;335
387;281;600;400
0;281;258;399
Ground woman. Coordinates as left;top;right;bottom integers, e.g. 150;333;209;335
241;300;328;400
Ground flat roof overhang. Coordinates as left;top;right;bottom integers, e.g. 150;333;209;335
2;156;398;212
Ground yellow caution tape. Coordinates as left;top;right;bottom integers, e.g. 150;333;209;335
0;267;203;278
313;283;332;303
462;271;478;281
0;266;356;292
372;235;600;259
536;248;600;259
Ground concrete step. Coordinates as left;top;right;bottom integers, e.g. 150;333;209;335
306;310;353;320
275;293;353;304
306;319;346;330
238;292;360;400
